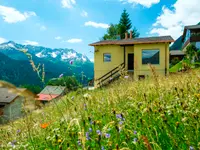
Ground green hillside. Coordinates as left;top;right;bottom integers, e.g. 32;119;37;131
0;70;199;150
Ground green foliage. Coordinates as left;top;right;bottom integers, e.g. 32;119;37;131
171;57;181;66
186;44;199;62
102;9;139;40
47;76;80;91
20;84;42;94
103;24;120;40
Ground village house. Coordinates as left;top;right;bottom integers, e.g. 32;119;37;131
182;24;200;51
0;88;26;123
90;32;174;87
37;86;66;103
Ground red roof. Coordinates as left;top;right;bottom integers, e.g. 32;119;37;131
37;94;59;101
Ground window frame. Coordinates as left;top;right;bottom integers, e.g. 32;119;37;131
142;49;160;65
103;53;111;62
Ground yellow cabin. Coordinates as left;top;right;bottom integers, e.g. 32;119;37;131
89;33;174;87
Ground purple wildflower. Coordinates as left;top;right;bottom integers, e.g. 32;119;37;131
119;121;123;125
189;146;195;150
77;140;81;146
105;133;111;138
90;121;94;125
89;128;92;132
101;146;105;150
59;74;64;78
70;60;73;65
116;114;125;121
109;77;113;80
84;104;87;110
96;130;101;135
133;138;137;143
16;129;21;134
11;140;17;147
86;132;90;140
134;131;137;135
116;114;122;120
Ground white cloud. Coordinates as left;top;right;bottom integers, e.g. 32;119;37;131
150;0;200;40
0;37;7;44
55;36;62;40
0;5;36;23
81;10;88;17
90;58;94;62
61;0;76;9
67;38;82;43
84;21;110;29
24;40;39;46
120;0;160;8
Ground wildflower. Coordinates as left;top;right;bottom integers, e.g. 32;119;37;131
84;103;87;110
89;128;92;132
40;123;49;129
105;133;111;138
124;76;129;79
189;146;195;150
134;130;137;135
110;77;113;80
57;139;62;143
101;146;105;150
9;140;17;147
77;140;81;146
133;138;137;143
96;130;101;135
71;96;74;100
90;121;94;125
16;129;21;134
70;60;73;65
59;74;63;78
119;121;123;125
86;132;90;140
116;114;125;121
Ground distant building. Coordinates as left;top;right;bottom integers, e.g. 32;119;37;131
182;25;200;51
0;88;26;123
37;86;66;103
170;50;186;63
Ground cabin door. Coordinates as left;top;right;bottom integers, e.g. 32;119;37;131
128;53;134;71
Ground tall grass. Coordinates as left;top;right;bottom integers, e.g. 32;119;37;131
0;70;200;150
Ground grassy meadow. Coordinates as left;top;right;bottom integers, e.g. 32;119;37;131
0;70;200;150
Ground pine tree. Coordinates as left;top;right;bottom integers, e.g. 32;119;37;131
119;9;139;39
119;9;132;31
102;9;139;40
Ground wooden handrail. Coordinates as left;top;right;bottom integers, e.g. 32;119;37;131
97;62;125;87
97;63;124;81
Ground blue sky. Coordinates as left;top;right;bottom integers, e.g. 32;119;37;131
0;0;199;60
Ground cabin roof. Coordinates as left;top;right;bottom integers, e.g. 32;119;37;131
0;88;18;104
39;86;66;95
89;36;174;46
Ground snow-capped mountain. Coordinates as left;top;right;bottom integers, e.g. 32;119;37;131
0;41;91;63
0;41;94;86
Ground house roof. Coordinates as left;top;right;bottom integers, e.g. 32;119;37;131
183;25;200;39
89;36;174;46
0;88;18;104
170;50;185;56
37;94;59;101
39;86;66;95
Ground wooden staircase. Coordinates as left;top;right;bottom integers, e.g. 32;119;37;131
96;63;125;87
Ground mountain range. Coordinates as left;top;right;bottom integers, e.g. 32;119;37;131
0;41;94;86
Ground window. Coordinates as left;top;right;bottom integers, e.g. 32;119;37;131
103;53;111;62
142;50;160;64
